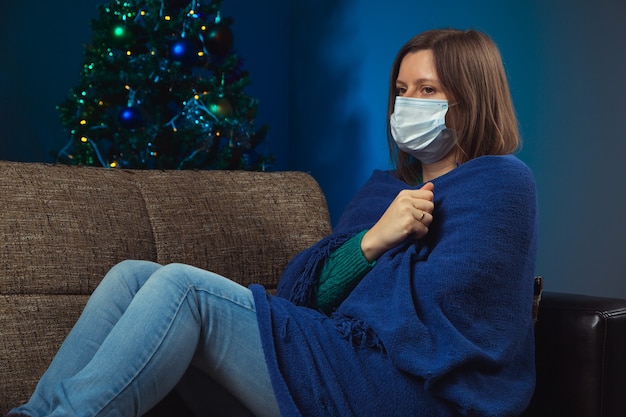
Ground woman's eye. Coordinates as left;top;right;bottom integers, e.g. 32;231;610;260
422;87;435;95
396;87;407;96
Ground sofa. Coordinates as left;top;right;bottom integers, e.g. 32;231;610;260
1;160;625;417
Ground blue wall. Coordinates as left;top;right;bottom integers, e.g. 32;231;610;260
2;0;625;299
283;0;626;299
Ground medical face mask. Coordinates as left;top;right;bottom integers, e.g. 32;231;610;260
390;97;457;164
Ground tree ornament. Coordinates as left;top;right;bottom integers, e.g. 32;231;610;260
203;23;234;56
209;97;233;118
169;37;201;66
118;106;144;129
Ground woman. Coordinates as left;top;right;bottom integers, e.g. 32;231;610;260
7;28;538;417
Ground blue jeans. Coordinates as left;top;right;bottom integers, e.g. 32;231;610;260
11;260;280;417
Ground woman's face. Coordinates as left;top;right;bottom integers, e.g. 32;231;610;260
395;49;448;101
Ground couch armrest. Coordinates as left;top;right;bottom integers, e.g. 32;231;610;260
523;292;626;417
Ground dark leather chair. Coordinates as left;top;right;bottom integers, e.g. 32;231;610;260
523;291;626;417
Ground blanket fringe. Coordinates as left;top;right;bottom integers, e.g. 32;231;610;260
331;313;386;354
287;233;353;306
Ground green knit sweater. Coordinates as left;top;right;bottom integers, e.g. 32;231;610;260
312;229;376;313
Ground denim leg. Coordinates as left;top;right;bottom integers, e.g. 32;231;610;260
13;262;279;417
168;264;280;417
174;366;256;417
12;260;161;416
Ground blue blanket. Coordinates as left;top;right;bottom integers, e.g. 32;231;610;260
251;155;538;416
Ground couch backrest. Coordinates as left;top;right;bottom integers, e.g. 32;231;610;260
0;161;332;413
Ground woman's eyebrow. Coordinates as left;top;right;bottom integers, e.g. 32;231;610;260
413;77;440;85
396;77;440;85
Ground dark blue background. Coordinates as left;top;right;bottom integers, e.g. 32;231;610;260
2;0;625;298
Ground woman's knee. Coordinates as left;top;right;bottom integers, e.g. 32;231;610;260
147;264;249;302
84;260;162;315
146;263;211;289
100;259;162;292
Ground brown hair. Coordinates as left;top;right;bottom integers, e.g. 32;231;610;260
387;29;520;183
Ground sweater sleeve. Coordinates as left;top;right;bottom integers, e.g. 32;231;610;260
312;229;376;313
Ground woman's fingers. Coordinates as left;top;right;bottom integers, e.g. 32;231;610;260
361;185;436;261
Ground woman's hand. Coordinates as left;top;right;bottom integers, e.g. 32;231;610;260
360;182;434;262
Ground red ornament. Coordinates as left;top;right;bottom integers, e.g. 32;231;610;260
203;24;234;56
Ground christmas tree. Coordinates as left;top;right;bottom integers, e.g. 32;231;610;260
56;0;273;171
